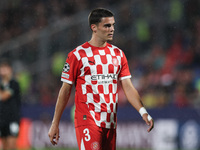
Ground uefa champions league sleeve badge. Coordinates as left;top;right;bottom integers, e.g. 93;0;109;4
63;63;70;72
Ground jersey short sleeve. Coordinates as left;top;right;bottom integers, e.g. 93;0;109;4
118;51;131;80
61;51;80;84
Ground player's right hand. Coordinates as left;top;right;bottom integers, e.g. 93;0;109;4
48;124;60;145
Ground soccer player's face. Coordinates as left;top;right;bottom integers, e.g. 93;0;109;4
95;17;115;41
0;65;12;78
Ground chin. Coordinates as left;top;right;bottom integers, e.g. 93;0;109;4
107;38;113;41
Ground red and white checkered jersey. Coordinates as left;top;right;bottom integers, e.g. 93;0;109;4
61;42;131;129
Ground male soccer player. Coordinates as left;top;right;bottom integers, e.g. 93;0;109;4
48;8;154;150
0;60;21;150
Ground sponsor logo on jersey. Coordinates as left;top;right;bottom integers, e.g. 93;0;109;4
88;60;95;65
91;74;117;81
63;63;70;72
91;74;117;84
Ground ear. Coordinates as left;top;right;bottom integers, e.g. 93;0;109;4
91;24;97;33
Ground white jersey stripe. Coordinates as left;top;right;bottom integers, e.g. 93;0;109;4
81;138;85;150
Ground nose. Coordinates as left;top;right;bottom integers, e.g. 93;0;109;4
110;25;114;32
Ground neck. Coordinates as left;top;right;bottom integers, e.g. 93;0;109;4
88;36;107;47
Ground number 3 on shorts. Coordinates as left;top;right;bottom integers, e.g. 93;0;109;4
83;128;91;141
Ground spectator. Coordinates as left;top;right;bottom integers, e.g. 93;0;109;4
0;60;21;150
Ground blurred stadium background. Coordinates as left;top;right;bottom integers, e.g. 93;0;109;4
0;0;200;149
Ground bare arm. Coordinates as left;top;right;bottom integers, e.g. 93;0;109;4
48;82;73;145
121;78;143;111
121;78;154;132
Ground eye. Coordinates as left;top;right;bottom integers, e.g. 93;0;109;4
104;24;112;28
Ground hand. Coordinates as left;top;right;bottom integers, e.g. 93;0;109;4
142;113;154;132
48;123;60;145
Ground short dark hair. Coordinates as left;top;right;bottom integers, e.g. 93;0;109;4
88;8;114;26
0;59;12;68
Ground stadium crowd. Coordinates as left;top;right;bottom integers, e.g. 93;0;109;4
0;0;200;109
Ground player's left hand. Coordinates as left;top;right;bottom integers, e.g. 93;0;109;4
142;113;154;132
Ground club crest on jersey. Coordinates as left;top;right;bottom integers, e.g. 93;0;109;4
112;58;119;67
91;141;100;150
63;63;70;72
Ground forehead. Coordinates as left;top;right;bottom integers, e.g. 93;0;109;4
99;16;115;24
0;64;11;69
